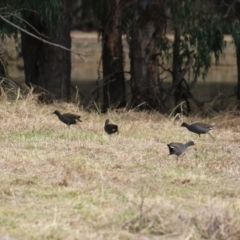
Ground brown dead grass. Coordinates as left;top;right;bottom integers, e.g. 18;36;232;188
0;92;240;239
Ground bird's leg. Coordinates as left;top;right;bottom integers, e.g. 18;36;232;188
208;132;215;140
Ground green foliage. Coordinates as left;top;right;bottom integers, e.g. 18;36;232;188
0;2;21;40
156;36;172;65
0;0;63;39
188;14;225;80
152;0;226;84
173;0;224;79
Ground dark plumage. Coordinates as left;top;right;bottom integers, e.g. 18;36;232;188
104;119;118;135
181;122;214;140
53;110;82;127
167;141;195;160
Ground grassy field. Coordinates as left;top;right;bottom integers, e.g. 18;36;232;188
0;93;240;240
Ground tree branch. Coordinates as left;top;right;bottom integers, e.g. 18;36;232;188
158;61;173;74
224;0;238;18
5;12;49;39
163;57;194;105
0;14;89;60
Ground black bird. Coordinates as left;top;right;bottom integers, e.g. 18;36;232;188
181;122;214;140
53;110;82;127
104;119;118;135
167;141;195;160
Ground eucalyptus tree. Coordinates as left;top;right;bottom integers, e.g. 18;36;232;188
92;0;126;112
222;0;240;100
89;0;225;112
159;0;225;113
200;0;240;103
125;0;224;112
0;0;72;101
129;0;167;110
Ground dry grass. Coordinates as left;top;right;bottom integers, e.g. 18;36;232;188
0;93;240;239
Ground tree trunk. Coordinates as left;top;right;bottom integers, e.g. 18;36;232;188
172;26;181;109
172;26;181;85
235;2;240;101
237;47;240;100
129;0;164;111
21;0;71;102
172;26;188;114
101;0;126;112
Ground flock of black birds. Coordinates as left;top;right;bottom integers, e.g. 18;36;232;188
53;110;119;134
53;110;213;161
168;122;214;160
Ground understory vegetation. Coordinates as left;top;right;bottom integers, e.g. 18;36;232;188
0;91;240;239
